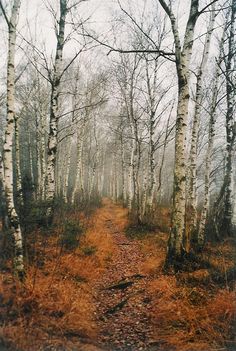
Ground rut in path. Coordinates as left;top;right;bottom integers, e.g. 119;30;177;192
93;200;154;351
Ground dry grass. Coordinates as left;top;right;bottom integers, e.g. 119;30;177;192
0;200;119;351
137;211;236;351
0;201;235;351
0;252;97;350
147;272;236;350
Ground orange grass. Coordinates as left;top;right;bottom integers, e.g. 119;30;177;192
0;201;119;351
138;229;236;351
0;201;235;351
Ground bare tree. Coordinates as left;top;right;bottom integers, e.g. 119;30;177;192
188;6;216;244
221;0;236;235
0;0;24;278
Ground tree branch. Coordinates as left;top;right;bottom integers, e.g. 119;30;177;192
0;0;10;27
198;0;220;16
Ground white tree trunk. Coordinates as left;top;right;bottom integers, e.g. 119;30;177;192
36;107;47;201
89;119;99;200
2;0;24;278
127;139;134;210
45;0;67;215
71;125;85;204
198;68;221;246
188;8;216;240
0;150;8;229
62;137;72;203
120;134;126;205
223;0;236;235
14;116;23;206
159;0;200;260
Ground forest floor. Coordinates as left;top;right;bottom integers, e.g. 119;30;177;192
0;199;235;351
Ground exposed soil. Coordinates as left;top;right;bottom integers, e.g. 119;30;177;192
93;201;154;350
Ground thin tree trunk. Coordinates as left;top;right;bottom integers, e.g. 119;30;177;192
89;119;99;200
40;112;47;200
120;134;126;206
127;139;134;210
62;137;72;203
223;0;236;235
36;110;42;200
198;64;221;246
14;116;23;206
188;8;216;241
71;124;85;204
45;0;67;216
145;58;158;214
0;151;8;230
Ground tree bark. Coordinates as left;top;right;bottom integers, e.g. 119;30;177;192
159;0;200;262
45;0;67;216
198;64;221;246
14;116;23;206
188;8;216;243
2;0;24;278
222;0;236;236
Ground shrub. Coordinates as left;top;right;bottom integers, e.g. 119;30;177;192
126;223;156;239
20;200;53;231
81;245;97;256
60;220;83;250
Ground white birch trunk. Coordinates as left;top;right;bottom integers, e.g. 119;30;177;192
62;137;72;203
127;139;134;210
120;134;126;205
89;120;99;200
198;89;217;246
98;148;106;197
40;112;47;200
45;0;67;215
71;125;85;204
0;150;8;229
28;130;34;189
36;107;47;201
188;8;216;240
2;0;24;278
14;116;23;206
145;59;158;214
36;111;42;200
159;0;200;260
223;0;236;235
146;114;156;212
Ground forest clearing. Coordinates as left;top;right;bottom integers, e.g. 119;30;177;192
0;0;236;350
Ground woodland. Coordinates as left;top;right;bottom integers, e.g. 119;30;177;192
0;0;235;350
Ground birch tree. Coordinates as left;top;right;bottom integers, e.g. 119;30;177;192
0;0;24;278
188;7;216;242
222;0;236;235
45;0;68;216
158;0;201;262
197;64;221;246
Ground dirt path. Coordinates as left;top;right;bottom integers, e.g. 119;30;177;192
93;200;154;351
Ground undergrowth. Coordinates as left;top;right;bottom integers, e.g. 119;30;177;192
139;232;236;351
0;199;235;351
